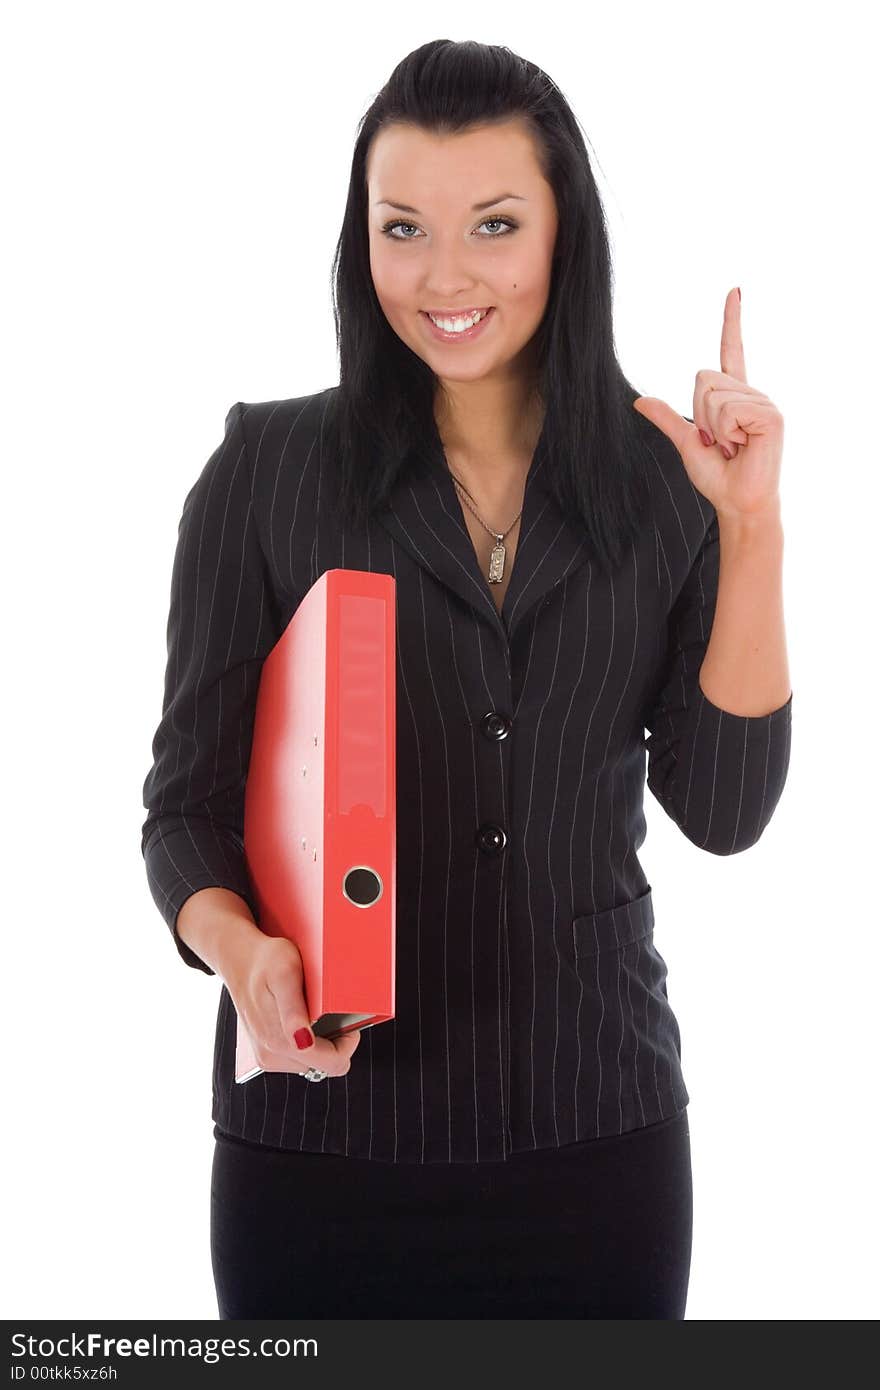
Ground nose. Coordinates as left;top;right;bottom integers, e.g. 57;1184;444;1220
422;242;483;304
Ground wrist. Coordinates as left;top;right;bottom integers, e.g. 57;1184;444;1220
716;503;784;549
176;888;263;980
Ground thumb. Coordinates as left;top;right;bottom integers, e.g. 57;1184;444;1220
632;395;693;454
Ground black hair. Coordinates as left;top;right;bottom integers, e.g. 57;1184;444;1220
325;37;656;577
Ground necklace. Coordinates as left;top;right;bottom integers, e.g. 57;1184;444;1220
448;470;524;584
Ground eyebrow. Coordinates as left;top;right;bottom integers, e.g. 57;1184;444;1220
374;193;527;215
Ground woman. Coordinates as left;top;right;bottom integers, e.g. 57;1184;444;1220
141;38;792;1319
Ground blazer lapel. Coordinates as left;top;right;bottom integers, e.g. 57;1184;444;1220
375;429;592;645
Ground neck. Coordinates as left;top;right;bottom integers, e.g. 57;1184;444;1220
433;370;544;475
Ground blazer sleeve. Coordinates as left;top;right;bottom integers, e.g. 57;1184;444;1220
140;401;283;973
644;512;792;855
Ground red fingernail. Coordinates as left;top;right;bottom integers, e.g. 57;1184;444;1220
737;287;741;301
699;428;713;447
721;445;734;460
294;1027;314;1049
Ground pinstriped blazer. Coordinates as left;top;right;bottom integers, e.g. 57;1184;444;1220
141;386;792;1163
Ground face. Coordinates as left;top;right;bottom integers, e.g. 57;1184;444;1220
366;119;558;388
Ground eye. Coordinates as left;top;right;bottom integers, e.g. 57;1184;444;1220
476;218;517;237
379;216;519;240
380;220;420;240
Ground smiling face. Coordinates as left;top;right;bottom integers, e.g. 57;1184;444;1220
366;118;559;388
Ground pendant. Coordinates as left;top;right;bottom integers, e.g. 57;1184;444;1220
488;537;506;583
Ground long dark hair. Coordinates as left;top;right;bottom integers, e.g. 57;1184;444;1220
325;37;656;577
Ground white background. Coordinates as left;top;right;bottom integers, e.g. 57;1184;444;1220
4;0;877;1322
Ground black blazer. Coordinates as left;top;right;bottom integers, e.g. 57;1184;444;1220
141;388;792;1163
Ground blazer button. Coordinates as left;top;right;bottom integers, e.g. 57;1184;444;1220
481;711;511;740
476;823;507;855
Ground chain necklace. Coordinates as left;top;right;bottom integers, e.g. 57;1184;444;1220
448;469;524;584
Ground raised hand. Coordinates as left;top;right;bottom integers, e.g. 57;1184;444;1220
632;287;784;523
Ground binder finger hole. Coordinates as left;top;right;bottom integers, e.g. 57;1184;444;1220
343;865;383;907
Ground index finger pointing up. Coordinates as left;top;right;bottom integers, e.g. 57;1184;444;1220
720;286;747;385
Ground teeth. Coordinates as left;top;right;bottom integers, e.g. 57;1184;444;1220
427;308;489;332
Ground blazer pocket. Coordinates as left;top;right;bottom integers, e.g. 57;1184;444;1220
572;885;655;958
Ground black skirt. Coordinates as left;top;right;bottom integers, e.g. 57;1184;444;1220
210;1108;693;1319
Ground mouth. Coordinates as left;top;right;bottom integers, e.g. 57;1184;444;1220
420;306;495;342
422;306;492;318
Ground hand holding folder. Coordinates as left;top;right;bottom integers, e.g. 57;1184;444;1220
234;569;397;1083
